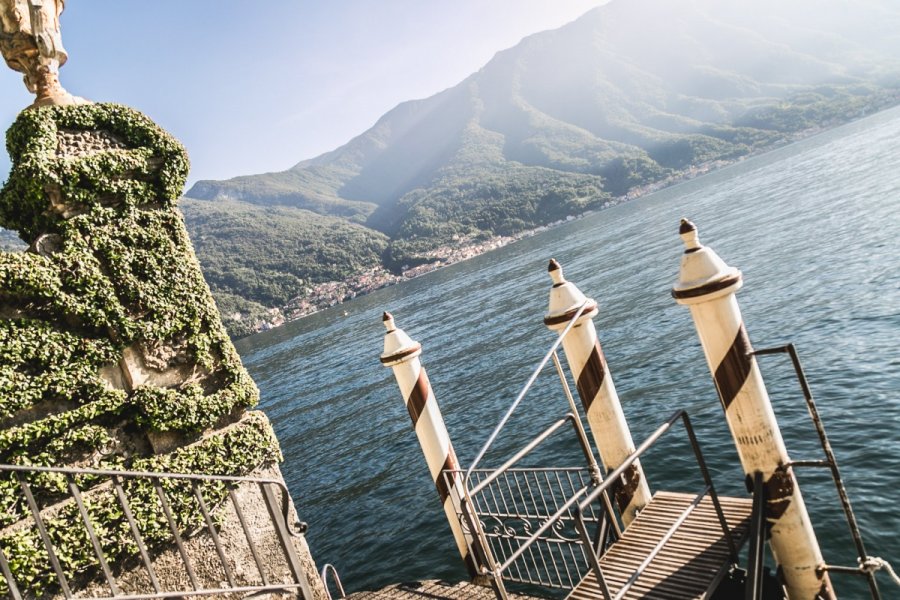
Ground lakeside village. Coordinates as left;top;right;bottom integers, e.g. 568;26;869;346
237;155;735;335
235;94;900;336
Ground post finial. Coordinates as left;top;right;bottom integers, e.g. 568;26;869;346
544;260;598;330
679;218;701;251
380;311;421;366
672;219;742;304
548;258;565;285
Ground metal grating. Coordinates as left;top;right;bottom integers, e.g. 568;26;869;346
568;492;752;600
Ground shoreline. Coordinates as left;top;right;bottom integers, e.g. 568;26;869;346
237;155;756;336
238;98;900;337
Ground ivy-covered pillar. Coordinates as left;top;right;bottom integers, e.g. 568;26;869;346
0;2;327;596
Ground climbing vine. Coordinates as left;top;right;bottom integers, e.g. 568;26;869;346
0;103;260;439
0;104;282;595
0;413;282;596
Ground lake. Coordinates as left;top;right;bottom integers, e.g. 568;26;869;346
236;105;900;596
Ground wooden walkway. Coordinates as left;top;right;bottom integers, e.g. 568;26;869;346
347;491;751;600
567;491;753;599
345;579;538;599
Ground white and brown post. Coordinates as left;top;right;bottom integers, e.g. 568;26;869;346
672;219;834;600
380;312;479;579
544;260;651;526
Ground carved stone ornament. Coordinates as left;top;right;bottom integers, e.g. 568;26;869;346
0;0;88;106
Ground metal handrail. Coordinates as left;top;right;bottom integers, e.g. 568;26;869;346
0;463;314;600
321;563;346;599
449;465;609;591
745;471;767;600
468;414;616;573
470;415;584;497
753;343;881;599
1;462;295;487
458;414;618;597
572;409;738;600
464;299;592;482
452;302;623;599
497;482;592;574
446;302;750;599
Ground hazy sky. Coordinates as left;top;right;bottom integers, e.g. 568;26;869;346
0;1;607;186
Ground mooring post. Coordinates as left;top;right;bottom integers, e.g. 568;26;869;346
672;219;834;600
380;312;480;580
544;259;651;526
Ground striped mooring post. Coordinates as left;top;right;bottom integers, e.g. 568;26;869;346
544;259;651;526
672;219;834;600
380;312;479;579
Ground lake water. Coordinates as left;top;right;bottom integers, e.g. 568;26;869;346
236;106;900;596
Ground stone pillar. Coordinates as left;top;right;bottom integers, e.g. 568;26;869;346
0;20;325;591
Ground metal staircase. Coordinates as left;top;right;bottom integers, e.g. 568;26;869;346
444;303;753;599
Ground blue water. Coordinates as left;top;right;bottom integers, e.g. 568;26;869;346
236;106;900;596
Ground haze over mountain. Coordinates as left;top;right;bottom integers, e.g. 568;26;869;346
183;0;900;335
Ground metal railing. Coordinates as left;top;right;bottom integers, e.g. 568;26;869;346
463;300;593;481
447;430;616;593
450;328;892;599
461;466;605;590
752;343;882;599
571;409;739;600
744;472;768;600
443;297;745;599
321;563;346;599
0;463;314;599
437;302;619;598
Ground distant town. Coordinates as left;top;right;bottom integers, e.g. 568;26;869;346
244;156;745;333
228;94;900;337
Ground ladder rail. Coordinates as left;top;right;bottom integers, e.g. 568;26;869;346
745;472;767;600
752;343;880;599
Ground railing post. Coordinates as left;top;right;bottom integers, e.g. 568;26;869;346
260;482;315;599
747;471;767;600
544;259;651;526
379;312;480;580
672;219;834;600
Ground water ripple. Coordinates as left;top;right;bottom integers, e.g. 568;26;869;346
236;107;900;595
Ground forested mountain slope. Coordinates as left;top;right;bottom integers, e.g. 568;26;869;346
133;0;900;333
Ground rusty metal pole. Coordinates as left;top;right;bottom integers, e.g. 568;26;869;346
544;259;651;526
380;312;479;579
671;219;834;600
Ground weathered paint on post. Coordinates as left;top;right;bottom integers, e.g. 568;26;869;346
672;219;834;600
544;260;651;526
380;312;479;579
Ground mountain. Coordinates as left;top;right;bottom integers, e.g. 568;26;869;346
184;0;900;335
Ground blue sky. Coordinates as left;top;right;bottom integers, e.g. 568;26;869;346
1;1;606;186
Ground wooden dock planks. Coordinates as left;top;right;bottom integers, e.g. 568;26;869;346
567;491;753;599
345;579;540;599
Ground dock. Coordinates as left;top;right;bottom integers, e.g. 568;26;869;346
346;492;751;600
346;580;538;599
568;492;753;599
